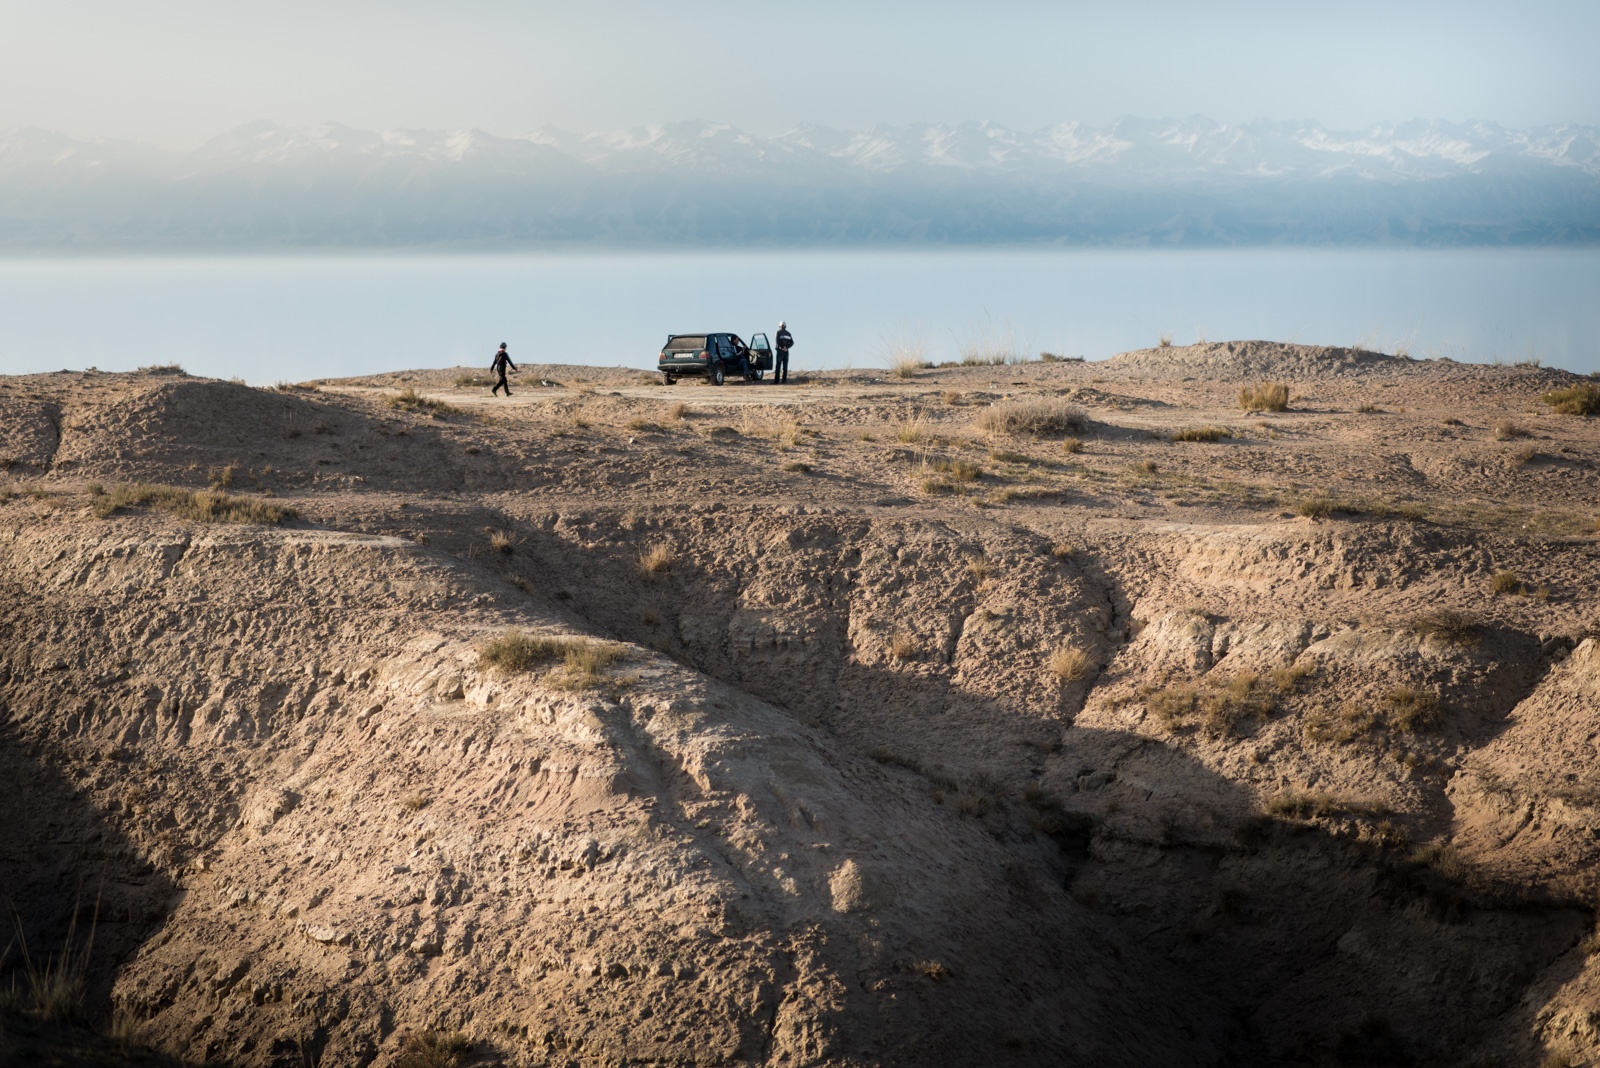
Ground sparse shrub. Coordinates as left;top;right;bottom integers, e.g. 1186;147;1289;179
1305;701;1378;745
928;456;980;481
1409;609;1480;645
1049;542;1074;559
1171;426;1230;443
1238;382;1289;413
941;391;963;406
781;460;811;473
1047;644;1092;682
138;363;185;375
919;477;955;495
913;960;953;982
1060;437;1083;454
1491;570;1522;595
1157;334;1173;348
401;793;432;812
488;529;516;555
389;387;463;419
888;353;922;379
626;417;661;432
1356;403;1383;414
1542;384;1600;416
666;401;688;421
1295;496;1335;519
888;628;919;660
1139;459;1159;474
454;373;492;388
976;398;1088;437
207;463;238;488
1143;672;1276;737
1039;352;1082;363
396;1030;473;1068
988;448;1028;464
92;483;293;525
1409;842;1468;882
639;544;674;575
1385;686;1440;733
1492;419;1530;441
1441;417;1464;426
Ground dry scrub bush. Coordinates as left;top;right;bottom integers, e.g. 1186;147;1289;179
1542;384;1600;416
941;390;962;406
488;529;516;555
1047;644;1092;682
396;1030;473;1068
665;401;688;421
1157;334;1173;348
1356;403;1384;414
1170;426;1230;443
1060;437;1083;454
92;483;294;525
976;398;1088;437
888;628;919;660
988;448;1028;464
781;460;812;473
2;905;96;1022
1492;419;1530;441
208;463;238;488
1050;542;1074;559
1266;790;1391;820
138;363;185;375
401;793;432;812
1143;672;1277;737
887;353;923;379
638;544;674;574
454;373;492;388
389;388;463;419
927;456;981;481
1238;382;1289;412
1409;609;1481;645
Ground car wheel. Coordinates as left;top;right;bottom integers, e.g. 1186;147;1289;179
753;370;765;381
663;375;677;385
709;361;726;386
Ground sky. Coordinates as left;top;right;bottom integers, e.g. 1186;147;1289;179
2;0;1596;148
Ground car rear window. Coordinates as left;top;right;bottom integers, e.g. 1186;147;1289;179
664;336;707;352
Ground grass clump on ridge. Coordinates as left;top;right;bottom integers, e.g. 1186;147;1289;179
1170;426;1231;443
976;398;1088;437
90;483;294;525
396;1030;473;1068
1238;382;1289;413
478;629;625;691
389;387;464;419
1409;608;1481;646
1542;384;1600;416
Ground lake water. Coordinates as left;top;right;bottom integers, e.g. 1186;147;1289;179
0;248;1596;381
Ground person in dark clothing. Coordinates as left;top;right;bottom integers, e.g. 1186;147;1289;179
774;321;793;383
491;343;517;396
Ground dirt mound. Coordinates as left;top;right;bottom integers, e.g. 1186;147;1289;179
1104;339;1414;380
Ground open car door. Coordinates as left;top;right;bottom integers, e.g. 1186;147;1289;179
748;332;773;372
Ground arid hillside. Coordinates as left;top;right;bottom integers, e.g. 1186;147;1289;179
3;343;1600;1067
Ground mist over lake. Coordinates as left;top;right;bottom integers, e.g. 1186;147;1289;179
1;246;1596;381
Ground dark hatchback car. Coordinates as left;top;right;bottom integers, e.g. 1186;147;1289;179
658;332;774;385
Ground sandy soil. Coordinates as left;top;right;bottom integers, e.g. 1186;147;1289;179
3;341;1599;1067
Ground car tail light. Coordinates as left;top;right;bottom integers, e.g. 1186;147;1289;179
699;350;709;360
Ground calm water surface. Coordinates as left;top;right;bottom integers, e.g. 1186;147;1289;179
0;248;1595;380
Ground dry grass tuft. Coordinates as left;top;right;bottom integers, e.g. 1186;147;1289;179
1060;437;1083;454
1171;426;1231;443
396;1030;473;1068
1238;382;1290;413
639;544;674;575
665;401;688;421
1492;419;1530;441
1047;644;1092;682
138;363;185;375
1542;384;1600;416
1157;334;1173;348
976;398;1088;437
488;529;516;555
781;460;812;473
894;412;931;443
941;390;963;406
401;793;432;813
454;373;492;388
1491;570;1522;595
1142;672;1278;737
92;483;294;525
1385;686;1441;733
888;628;919;660
1049;542;1074;559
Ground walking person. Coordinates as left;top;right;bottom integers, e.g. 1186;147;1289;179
490;343;517;396
774;321;793;384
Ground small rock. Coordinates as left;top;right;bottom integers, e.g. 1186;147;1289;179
304;925;351;946
409;938;442;956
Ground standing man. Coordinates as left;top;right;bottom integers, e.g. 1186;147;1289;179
491;342;517;397
774;321;793;384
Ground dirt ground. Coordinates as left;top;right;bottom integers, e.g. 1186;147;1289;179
3;341;1599;1067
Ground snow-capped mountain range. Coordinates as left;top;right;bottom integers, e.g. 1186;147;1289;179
2;117;1597;247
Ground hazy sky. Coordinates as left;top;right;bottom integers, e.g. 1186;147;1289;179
3;1;1596;148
